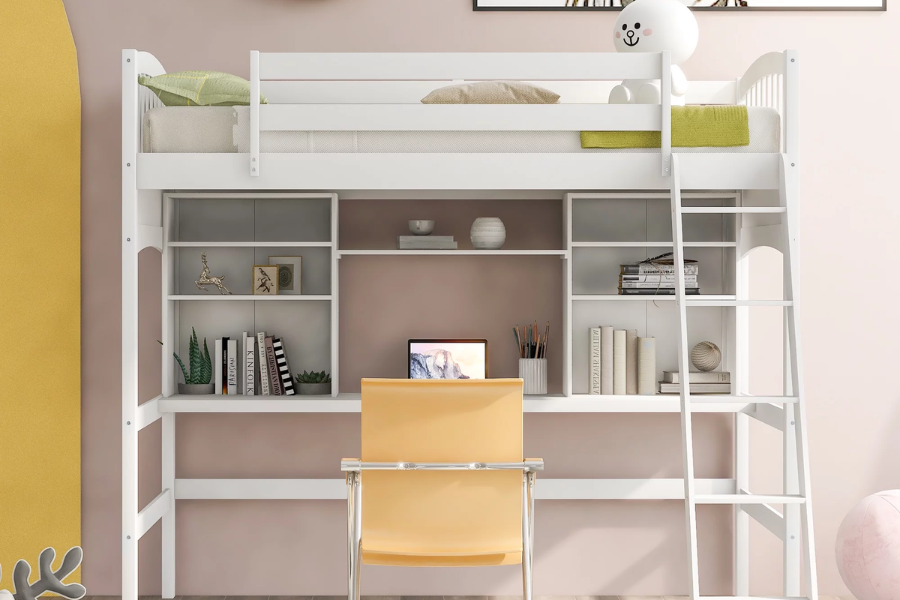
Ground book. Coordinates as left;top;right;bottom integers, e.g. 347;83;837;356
214;339;222;396
398;235;455;243
619;288;701;295
621;261;699;276
398;236;458;250
613;329;626;395
637;337;656;395
658;382;732;394
620;274;698;283
272;337;295;396
619;282;700;289
245;335;256;395
625;329;638;395
264;336;283;395
589;327;601;395
221;336;229;394
600;325;614;395
663;371;731;384
257;332;270;395
227;338;237;395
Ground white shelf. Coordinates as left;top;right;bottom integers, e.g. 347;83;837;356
572;294;736;302
572;241;736;248
338;249;567;256
155;393;793;414
681;207;785;214
167;295;332;301
168;241;332;248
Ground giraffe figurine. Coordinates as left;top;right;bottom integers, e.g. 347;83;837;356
195;253;232;295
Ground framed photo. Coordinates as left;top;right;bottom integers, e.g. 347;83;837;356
473;0;884;10
252;265;279;295
408;339;488;380
268;255;302;295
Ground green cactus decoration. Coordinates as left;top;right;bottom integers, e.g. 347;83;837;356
296;370;331;384
174;328;212;384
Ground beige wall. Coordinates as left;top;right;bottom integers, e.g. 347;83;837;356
73;0;898;596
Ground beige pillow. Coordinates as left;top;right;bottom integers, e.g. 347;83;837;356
421;81;560;104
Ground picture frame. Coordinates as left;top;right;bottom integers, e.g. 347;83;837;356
473;0;885;10
252;265;279;295
268;255;302;295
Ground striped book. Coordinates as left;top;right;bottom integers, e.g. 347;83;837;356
272;338;296;396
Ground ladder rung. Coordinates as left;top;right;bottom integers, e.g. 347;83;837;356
695;494;806;505
690;396;799;404
680;207;786;214
686;299;793;307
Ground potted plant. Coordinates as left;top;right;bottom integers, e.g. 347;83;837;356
295;370;332;395
174;328;214;394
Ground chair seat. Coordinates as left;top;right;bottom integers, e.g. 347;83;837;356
362;547;523;567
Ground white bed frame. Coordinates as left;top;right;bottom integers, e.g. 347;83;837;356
121;49;807;600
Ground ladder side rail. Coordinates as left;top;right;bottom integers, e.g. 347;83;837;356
734;193;750;596
670;155;700;599
121;48;140;600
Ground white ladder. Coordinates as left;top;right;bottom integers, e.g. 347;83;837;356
669;154;818;600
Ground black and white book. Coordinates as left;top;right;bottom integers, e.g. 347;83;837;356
663;371;731;384
619;281;700;289
244;332;256;396
398;236;458;250
272;338;295;396
657;382;732;394
227;338;238;395
621;274;698;283
221;336;229;394
621;261;699;276
589;327;601;395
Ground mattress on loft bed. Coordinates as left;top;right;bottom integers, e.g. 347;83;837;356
141;106;781;154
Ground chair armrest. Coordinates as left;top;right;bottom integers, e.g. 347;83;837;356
525;458;544;472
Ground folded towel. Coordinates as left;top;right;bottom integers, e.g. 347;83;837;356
581;105;749;149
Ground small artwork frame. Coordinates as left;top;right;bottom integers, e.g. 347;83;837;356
268;256;302;295
252;265;279;295
473;0;885;10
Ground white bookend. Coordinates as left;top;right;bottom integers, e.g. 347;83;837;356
600;325;614;395
613;329;626;395
589;327;601;395
227;339;238;395
625;329;638;395
214;339;222;396
257;331;270;395
637;337;656;396
246;338;256;396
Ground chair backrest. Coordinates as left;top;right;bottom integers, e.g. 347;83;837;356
360;378;524;565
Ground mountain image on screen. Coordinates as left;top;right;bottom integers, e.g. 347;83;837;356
410;348;470;379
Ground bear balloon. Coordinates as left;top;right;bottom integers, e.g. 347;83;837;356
609;0;699;106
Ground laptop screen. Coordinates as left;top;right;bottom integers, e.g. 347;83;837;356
408;339;488;380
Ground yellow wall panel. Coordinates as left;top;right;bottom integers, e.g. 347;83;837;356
0;0;81;588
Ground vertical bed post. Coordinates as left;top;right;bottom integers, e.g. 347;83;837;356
660;51;672;177
782;48;804;599
562;194;573;397
121;48;140;600
734;196;750;596
331;193;340;396
250;51;260;177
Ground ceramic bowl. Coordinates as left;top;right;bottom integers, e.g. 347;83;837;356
408;220;435;235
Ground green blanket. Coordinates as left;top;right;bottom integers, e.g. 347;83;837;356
581;105;749;149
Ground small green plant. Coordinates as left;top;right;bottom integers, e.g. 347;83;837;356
296;370;331;384
174;328;212;385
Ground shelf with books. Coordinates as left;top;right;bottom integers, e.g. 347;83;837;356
572;294;737;302
167;295;332;301
571;241;737;248
168;241;333;248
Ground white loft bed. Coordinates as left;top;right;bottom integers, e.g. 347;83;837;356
122;50;813;600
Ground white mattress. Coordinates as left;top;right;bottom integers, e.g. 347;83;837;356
142;106;781;154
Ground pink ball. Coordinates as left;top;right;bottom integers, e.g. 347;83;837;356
836;490;900;600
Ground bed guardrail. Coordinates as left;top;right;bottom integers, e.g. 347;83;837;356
248;51;674;179
736;50;797;156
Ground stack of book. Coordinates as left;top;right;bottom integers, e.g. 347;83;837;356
398;235;458;250
214;331;296;396
619;258;700;296
589;327;656;395
657;370;731;394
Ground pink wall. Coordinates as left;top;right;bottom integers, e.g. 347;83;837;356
71;0;898;595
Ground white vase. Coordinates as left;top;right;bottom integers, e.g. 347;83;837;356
470;217;506;249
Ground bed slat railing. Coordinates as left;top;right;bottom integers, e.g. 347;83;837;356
737;51;787;154
248;51;673;177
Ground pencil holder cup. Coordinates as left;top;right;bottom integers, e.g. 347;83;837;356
519;358;548;395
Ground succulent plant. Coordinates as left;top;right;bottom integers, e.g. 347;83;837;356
296;370;331;384
174;328;212;385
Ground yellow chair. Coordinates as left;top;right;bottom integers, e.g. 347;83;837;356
341;378;543;600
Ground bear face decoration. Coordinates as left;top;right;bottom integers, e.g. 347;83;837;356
609;0;699;105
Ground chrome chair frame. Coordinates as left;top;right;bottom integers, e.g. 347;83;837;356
341;459;544;600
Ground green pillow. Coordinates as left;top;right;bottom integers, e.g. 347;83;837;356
138;71;268;106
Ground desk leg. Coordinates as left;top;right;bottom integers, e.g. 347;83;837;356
162;413;176;598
